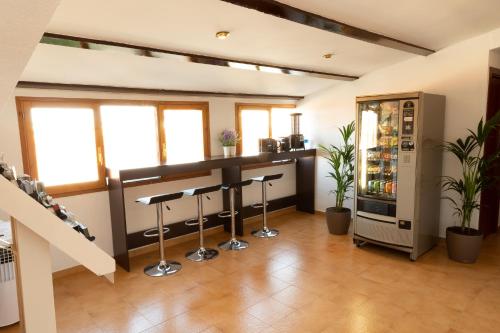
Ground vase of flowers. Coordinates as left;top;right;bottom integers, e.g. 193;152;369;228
219;129;239;157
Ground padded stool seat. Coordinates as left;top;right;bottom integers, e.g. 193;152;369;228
251;173;283;238
251;174;283;183
183;184;221;262
218;179;253;251
136;192;183;205
136;191;183;277
221;179;253;190
183;184;222;196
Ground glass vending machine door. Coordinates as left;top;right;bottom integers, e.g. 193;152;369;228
357;100;399;208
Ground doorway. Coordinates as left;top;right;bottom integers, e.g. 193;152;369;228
479;67;500;237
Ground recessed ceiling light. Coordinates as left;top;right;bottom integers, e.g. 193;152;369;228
216;31;230;40
323;53;334;59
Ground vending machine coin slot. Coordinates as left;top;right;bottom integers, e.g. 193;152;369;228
398;220;412;230
401;141;414;151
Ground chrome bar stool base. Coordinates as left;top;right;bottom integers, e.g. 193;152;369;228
218;238;249;251
218;179;254;251
144;260;182;277
136;191;184;278
252;227;279;238
185;248;219;262
251;174;283;239
182;184;222;263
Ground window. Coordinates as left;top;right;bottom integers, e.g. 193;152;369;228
100;104;159;170
271;107;295;138
159;105;209;164
240;109;269;156
18;100;105;195
235;104;295;155
17;98;210;196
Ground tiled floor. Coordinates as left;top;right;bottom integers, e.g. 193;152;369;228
2;211;500;332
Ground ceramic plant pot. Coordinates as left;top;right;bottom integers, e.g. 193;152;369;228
325;207;351;235
223;146;236;157
446;226;483;264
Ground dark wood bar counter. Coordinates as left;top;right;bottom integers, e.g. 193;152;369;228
107;149;316;271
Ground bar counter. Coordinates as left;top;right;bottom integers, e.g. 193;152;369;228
107;149;316;271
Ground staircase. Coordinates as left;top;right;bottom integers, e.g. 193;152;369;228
0;176;115;332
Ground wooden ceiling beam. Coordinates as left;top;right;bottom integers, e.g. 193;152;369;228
40;33;358;81
220;0;435;56
16;81;305;100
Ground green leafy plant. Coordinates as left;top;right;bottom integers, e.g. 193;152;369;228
442;112;500;233
319;121;355;210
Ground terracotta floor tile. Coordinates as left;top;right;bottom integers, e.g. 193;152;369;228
3;211;500;333
141;312;209;333
136;297;188;326
271;285;318;309
246;298;295;324
213;312;270;333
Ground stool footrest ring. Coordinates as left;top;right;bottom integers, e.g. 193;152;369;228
217;210;239;218
184;217;208;226
143;226;170;238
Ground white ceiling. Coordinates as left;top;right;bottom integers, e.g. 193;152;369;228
20;0;500;96
280;0;500;50
43;0;413;75
21;44;337;96
0;0;60;108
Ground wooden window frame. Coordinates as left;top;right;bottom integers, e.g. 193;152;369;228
16;97;211;197
235;103;295;169
17;98;107;197
157;102;211;181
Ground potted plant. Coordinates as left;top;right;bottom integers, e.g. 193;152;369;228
319;121;355;235
219;129;239;157
442;113;500;263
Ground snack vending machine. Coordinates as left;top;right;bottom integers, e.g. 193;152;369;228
354;92;445;260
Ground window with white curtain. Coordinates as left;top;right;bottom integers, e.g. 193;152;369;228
236;104;295;155
17;98;210;195
100;105;159;170
161;107;206;164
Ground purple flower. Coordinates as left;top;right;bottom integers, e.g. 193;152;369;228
219;129;239;146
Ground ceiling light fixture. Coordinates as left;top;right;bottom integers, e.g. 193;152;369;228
216;31;230;40
323;53;334;59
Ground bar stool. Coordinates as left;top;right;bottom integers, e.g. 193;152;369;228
183;184;222;262
136;191;183;277
218;179;253;251
251;173;283;238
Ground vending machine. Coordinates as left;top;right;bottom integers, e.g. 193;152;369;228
353;92;445;260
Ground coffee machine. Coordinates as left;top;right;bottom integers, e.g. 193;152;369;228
289;113;305;150
259;138;278;153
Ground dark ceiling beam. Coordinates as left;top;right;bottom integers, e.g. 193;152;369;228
219;0;435;56
16;81;304;100
40;33;358;81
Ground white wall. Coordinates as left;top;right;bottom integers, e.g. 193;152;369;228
489;47;500;68
0;0;60;110
0;89;297;271
298;28;500;237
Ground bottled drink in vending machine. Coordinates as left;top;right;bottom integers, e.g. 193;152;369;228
367;180;374;193
385;181;392;194
379;180;385;194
